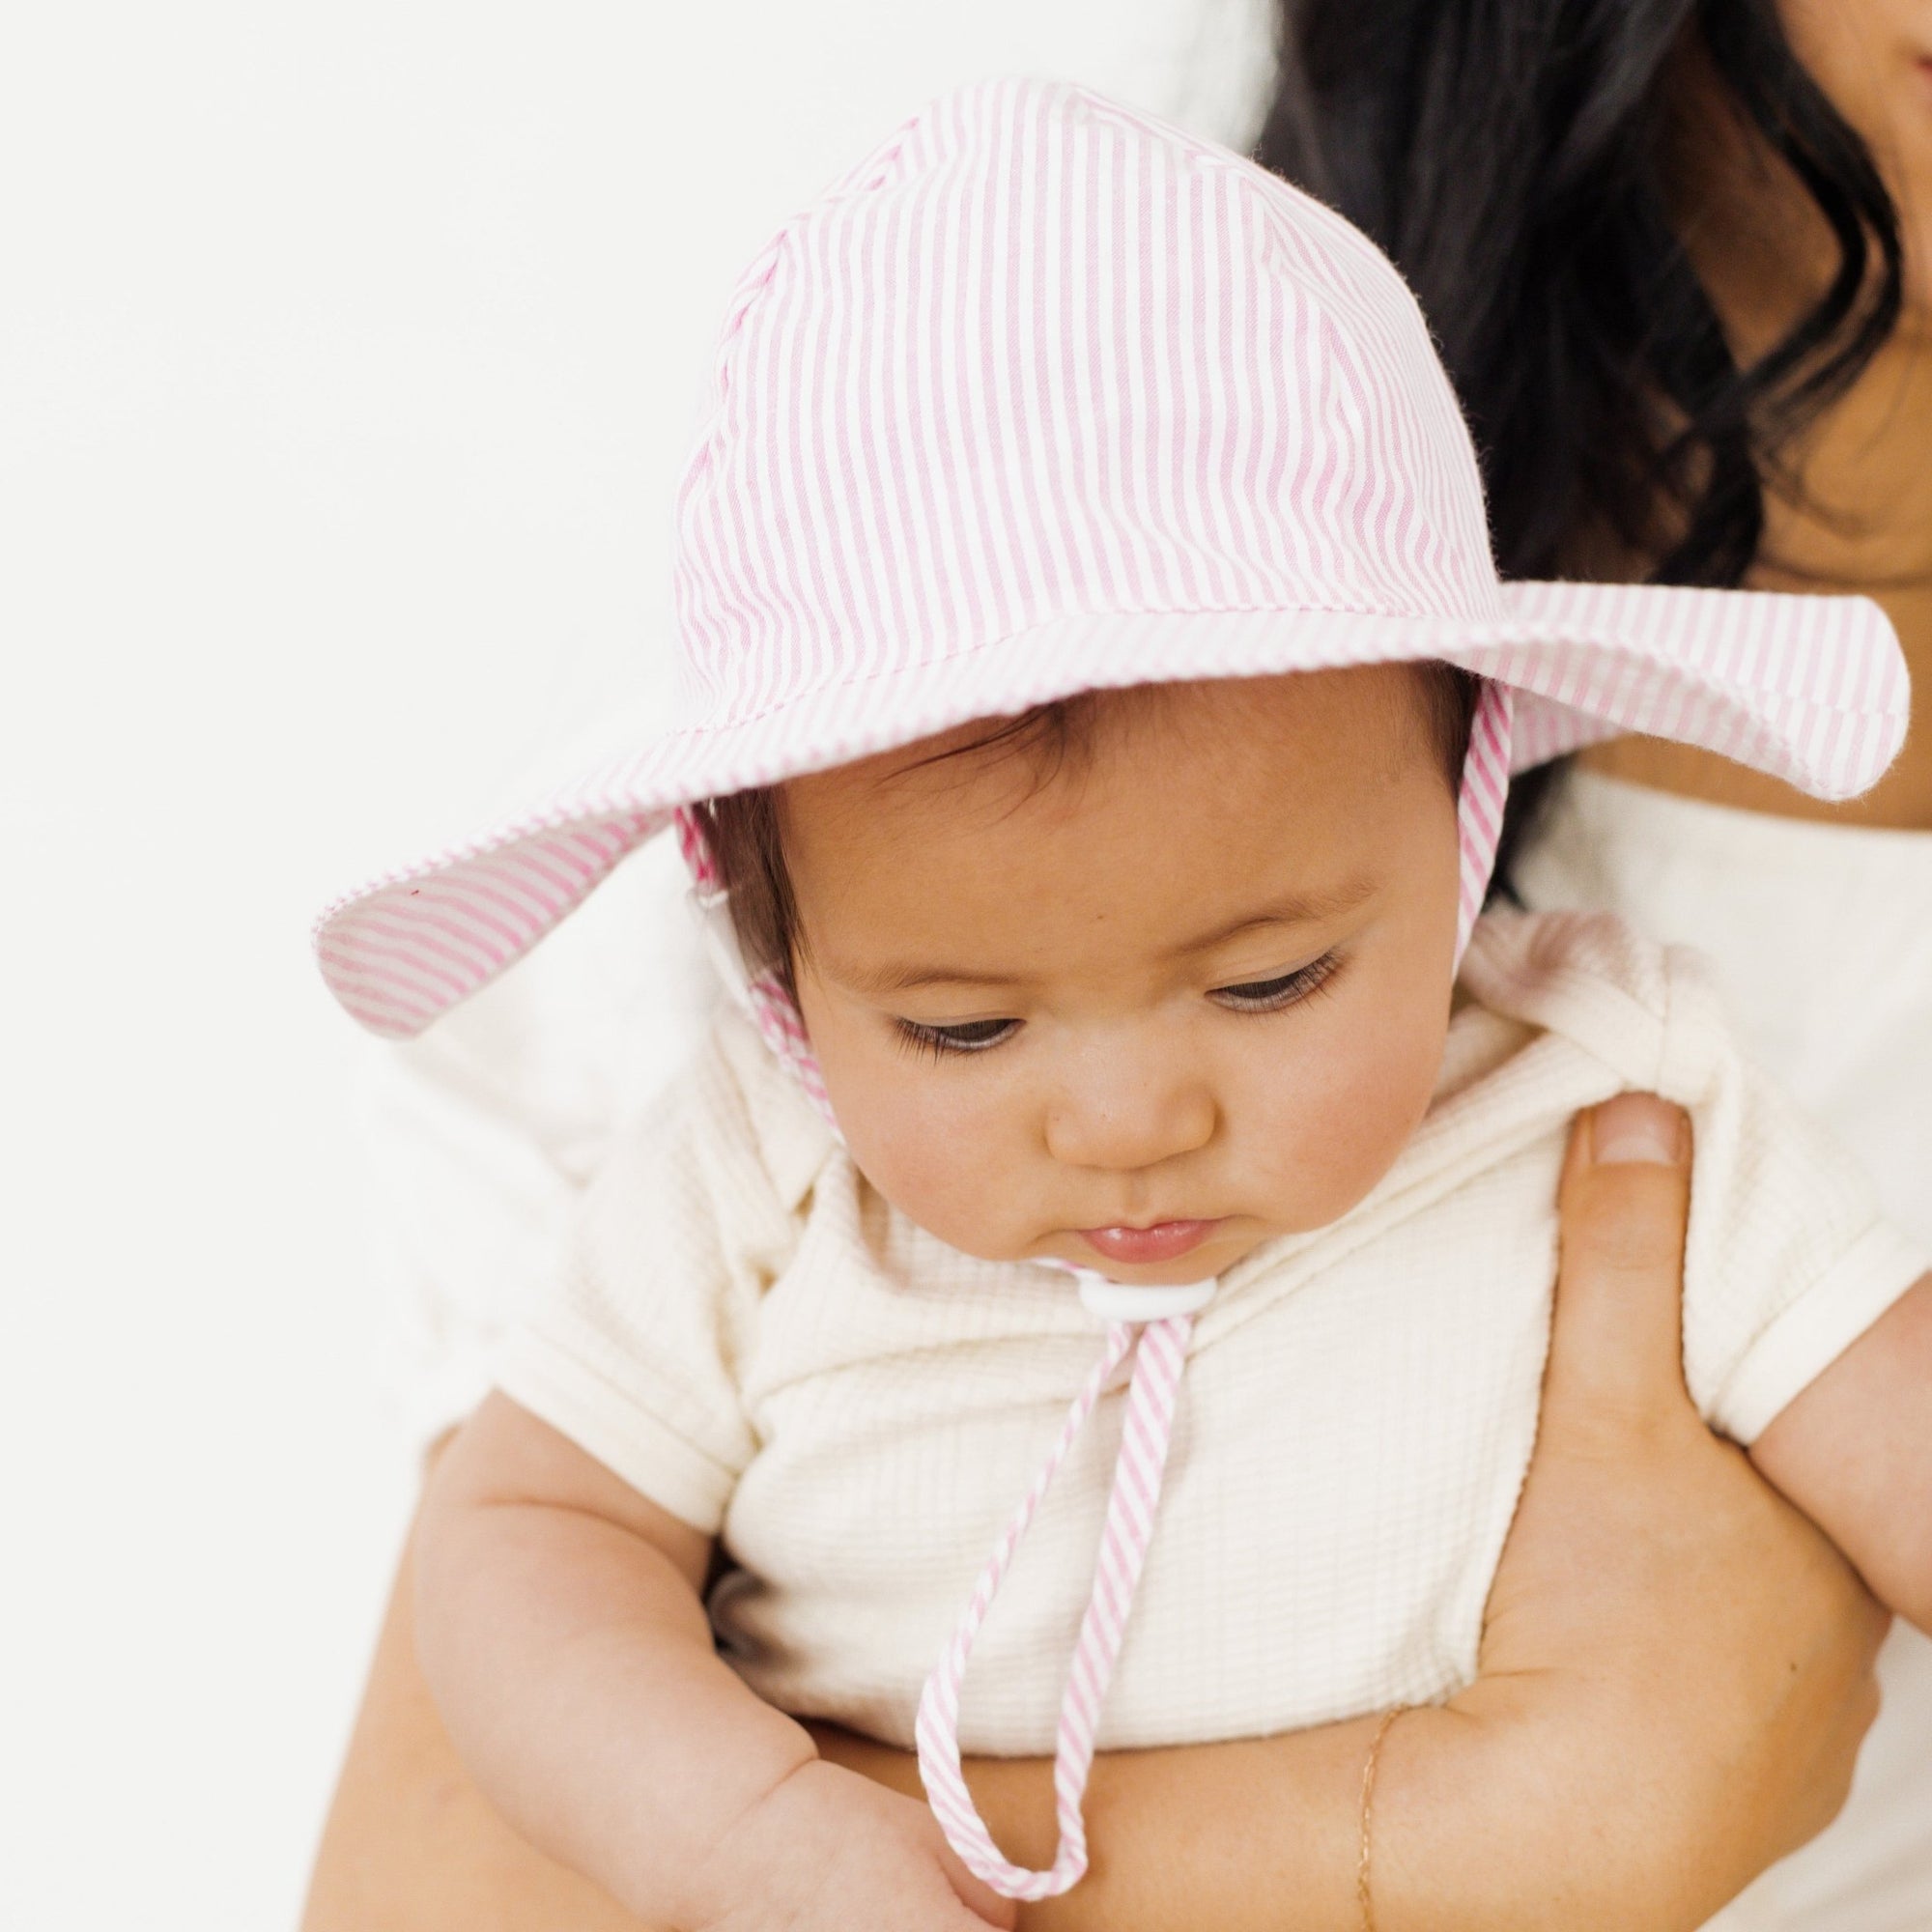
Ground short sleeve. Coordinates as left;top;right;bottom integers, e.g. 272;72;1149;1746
493;1009;832;1533
1661;949;1929;1444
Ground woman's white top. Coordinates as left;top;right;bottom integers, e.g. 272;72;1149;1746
1517;773;1932;1932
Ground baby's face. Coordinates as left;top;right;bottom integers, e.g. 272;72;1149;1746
785;669;1463;1285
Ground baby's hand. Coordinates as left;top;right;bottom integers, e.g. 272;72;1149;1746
693;1758;1017;1932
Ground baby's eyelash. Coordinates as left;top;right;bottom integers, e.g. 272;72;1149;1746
894;1016;1021;1061
1209;952;1343;1013
891;957;1340;1059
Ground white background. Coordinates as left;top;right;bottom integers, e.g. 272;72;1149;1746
0;5;1271;1925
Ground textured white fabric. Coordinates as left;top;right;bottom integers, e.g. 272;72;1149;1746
493;906;1924;1755
1519;773;1932;1932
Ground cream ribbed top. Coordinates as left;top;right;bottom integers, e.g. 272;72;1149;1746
495;907;1923;1754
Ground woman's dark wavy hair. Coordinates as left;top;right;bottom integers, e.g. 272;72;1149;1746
1258;0;1904;867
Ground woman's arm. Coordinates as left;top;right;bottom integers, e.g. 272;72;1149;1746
301;1097;1887;1932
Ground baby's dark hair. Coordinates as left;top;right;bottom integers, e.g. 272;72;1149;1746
693;665;1479;996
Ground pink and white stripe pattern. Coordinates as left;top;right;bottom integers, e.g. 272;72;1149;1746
915;1314;1192;1898
674;807;835;1120
1458;681;1514;956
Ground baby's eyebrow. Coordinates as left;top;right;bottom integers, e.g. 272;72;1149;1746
1178;879;1377;956
839;880;1377;998
844;961;1021;998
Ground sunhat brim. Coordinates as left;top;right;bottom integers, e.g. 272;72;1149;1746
316;580;1906;1038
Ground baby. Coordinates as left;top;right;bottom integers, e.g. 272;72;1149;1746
316;82;1932;1931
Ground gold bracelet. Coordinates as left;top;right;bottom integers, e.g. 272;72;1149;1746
1357;1706;1408;1932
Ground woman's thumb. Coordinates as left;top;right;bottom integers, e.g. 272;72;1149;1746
1542;1094;1694;1442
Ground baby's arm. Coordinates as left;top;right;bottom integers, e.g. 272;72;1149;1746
1751;1272;1932;1632
413;1390;1013;1931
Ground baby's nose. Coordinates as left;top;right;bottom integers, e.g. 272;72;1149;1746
1042;1053;1217;1172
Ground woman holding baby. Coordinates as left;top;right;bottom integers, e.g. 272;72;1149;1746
303;3;1932;1926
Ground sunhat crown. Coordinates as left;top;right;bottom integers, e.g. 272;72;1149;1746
669;78;1501;741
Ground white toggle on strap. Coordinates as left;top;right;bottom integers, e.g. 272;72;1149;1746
1075;1273;1215;1321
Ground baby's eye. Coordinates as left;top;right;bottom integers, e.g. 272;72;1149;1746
894;1016;1022;1059
1209;952;1341;1012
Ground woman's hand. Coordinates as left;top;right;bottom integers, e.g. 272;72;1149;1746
820;1094;1889;1932
1369;1094;1890;1931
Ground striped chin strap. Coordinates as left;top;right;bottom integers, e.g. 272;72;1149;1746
675;678;1514;1899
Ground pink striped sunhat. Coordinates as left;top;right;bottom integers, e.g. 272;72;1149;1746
316;77;1906;1043
312;79;1909;1901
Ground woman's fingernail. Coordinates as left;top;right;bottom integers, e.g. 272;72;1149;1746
1590;1094;1687;1166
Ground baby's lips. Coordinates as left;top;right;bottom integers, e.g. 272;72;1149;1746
1077;1218;1223;1264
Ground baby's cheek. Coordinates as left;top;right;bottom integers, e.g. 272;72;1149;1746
1241;1010;1443;1223
840;1081;1031;1259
